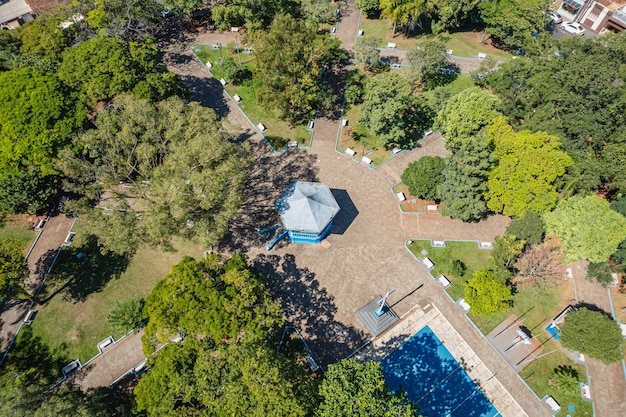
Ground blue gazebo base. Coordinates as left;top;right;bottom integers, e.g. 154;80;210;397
287;221;333;244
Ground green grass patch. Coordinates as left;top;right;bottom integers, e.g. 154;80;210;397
30;231;204;363
407;240;492;300
337;104;392;167
358;17;512;61
0;217;36;248
520;342;593;417
193;44;311;149
422;73;475;111
471;284;564;337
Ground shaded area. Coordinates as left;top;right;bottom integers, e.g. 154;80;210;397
35;236;129;304
215;149;320;253
382;326;497;417
329;189;358;235
254;253;368;365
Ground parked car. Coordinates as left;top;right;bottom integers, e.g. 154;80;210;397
560;21;585;36
544;11;563;24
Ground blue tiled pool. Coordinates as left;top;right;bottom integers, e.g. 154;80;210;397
382;326;500;417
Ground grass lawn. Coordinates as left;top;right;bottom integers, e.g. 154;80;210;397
30;232;204;363
336;104;392;167
471;282;574;337
193;44;312;149
392;183;440;213
422;73;475;110
520;342;593;417
407;240;492;300
358;17;512;61
0;216;36;249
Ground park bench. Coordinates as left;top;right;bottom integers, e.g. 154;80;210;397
387;42;396;49
422;257;434;269
97;336;114;353
34;219;46;231
479;241;493;249
392;147;402;155
307;120;315;130
287;141;299;149
424;129;434;136
437;275;451;288
432;240;445;247
62;360;81;377
23;309;37;325
427;204;438;212
211;44;220;50
545;396;560;413
361;156;372;166
257;123;266;132
206;61;212;69
391;63;401;69
341;118;348;126
63;232;75;246
477;53;487;59
219;78;227;86
330;26;336;34
581;383;591;400
458;298;471;312
306;355;319;372
230;27;239;32
358;29;364;36
396;192;406;202
446;49;453;55
345;148;356;157
233;94;241;102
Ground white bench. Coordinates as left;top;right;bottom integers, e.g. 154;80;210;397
479;241;493;249
545;396;560;413
391;63;401;69
233;94;241;102
345;148;356;157
432;240;445;247
211;44;220;50
392;147;402;155
257;123;266;132
206;61;212;69
396;192;406;202
477;53;487;59
219;78;227;86
230;27;239;32
361;156;372;166
306;355;320;372
446;49;453;55
63;232;75;246
287;141;298;149
358;29;364;36
581;383;591;400
97;336;114;353
438;275;451;288
387;42;396;49
458;298;471;312
341;118;348;126
24;309;37;325
62;360;81;377
34;219;46;231
424;129;434;136
422;257;434;269
427;205;438;212
307;120;314;130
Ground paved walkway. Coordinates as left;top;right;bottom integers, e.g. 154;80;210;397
0;213;74;359
568;261;626;417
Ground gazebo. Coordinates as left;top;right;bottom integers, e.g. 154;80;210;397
275;181;340;244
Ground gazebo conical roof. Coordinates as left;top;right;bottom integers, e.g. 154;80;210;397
275;182;340;234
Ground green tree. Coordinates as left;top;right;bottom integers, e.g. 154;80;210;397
356;0;381;17
543;195;626;264
252;14;343;125
587;262;614;287
317;358;418;417
142;255;283;354
0;238;29;300
0;68;84;176
479;0;551;50
505;211;544;246
60;94;250;251
0;168;56;214
78;0;162;40
435;0;481;29
438;133;492;221
359;72;433;148
401;156;445;201
464;268;512;315
107;298;145;333
134;341;316;417
0;31;22;71
559;307;623;364
163;0;203;15
15;14;69;60
355;36;382;70
549;366;580;395
485;117;572;217
435;87;501;149
490;234;525;283
406;37;449;87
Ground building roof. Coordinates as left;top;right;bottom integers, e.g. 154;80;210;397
276;182;340;233
0;0;31;23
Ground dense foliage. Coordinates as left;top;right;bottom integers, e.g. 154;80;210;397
0;238;29;300
559;307;623;364
464;268;512;315
401;156;445;201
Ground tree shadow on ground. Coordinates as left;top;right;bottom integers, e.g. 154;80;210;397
35;236;129;305
577;302;613;317
3;326;69;383
254;253;368;366
214;147;320;253
181;75;231;118
330;189;358;235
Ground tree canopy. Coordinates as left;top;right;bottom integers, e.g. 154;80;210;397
317;358;418;417
251;14;343;125
401;156;445;201
543;195;626;264
142;255;283;354
559;307;623;364
59;94;251;251
359;72;433;148
406;38;449;88
464;268;512;315
485;117;572;217
0;68;85;177
505;211;545;246
0;238;29;300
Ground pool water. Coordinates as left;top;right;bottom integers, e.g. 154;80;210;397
382;326;500;417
